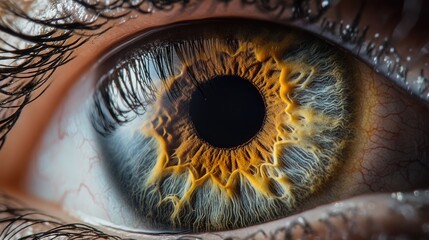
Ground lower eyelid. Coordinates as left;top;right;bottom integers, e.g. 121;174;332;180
2;189;428;239
220;191;429;239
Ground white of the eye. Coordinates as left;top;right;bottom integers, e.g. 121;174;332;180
26;71;147;230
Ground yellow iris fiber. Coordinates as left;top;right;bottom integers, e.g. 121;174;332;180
138;32;348;229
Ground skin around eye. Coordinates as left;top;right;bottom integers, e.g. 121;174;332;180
0;0;429;239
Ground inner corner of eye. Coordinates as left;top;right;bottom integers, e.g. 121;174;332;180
88;19;356;232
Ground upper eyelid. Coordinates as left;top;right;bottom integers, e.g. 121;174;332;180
0;0;425;150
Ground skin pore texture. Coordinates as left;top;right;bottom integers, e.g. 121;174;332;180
0;0;429;239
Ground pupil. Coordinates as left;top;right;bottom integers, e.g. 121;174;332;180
189;75;265;148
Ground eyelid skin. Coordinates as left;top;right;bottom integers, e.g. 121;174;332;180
1;0;429;238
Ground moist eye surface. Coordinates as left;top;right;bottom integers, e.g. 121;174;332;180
91;19;355;232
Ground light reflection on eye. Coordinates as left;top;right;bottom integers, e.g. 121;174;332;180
1;0;429;239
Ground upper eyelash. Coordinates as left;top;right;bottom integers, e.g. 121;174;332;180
0;0;423;150
0;0;185;149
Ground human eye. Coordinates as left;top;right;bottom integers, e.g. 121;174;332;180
1;0;429;239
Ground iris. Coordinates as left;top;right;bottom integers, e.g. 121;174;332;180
92;20;353;231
